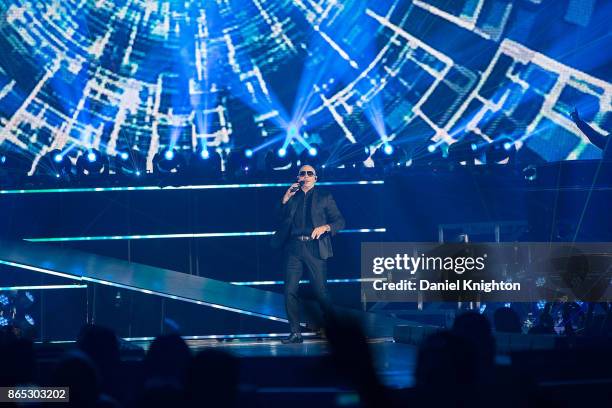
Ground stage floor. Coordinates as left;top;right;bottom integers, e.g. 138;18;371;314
131;337;417;389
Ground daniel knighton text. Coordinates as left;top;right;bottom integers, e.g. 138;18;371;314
369;252;520;294
360;243;612;302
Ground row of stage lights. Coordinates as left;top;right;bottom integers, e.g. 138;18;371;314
0;136;518;183
1;141;381;180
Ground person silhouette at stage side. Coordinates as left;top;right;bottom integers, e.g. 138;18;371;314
571;108;611;160
271;164;345;344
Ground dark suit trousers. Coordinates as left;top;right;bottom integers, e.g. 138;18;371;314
284;240;331;333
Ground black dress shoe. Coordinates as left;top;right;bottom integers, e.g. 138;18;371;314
281;333;303;344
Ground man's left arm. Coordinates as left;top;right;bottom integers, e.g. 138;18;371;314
311;193;345;239
323;193;345;235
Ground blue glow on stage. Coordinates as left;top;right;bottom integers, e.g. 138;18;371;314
230;278;385;286
0;285;87;291
121;332;318;342
0;0;608;186
0;260;81;281
0;180;384;195
0;259;289;323
24;228;386;242
39;332;320;344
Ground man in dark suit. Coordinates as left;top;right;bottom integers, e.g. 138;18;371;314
271;164;345;343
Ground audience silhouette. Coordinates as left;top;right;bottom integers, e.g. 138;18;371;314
493;306;522;333
1;302;610;407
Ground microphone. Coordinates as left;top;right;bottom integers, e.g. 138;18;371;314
290;180;305;193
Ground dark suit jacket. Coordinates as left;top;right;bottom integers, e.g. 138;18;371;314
270;188;345;260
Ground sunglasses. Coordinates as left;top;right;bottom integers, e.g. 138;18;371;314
299;170;315;177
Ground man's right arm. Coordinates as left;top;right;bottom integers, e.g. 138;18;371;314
277;183;299;219
282;183;300;205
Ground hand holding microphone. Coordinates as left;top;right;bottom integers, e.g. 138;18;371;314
290;180;304;192
282;180;304;204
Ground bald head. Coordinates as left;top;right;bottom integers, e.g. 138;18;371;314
298;164;317;190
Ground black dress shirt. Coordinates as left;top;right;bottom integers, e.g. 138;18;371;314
290;188;314;236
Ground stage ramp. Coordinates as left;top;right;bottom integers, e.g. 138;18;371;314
0;239;407;338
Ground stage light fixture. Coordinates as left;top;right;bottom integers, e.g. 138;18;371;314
15;291;34;309
153;148;185;173
5;289;37;336
0;294;9;309
186;147;222;176
447;140;475;165
114;149;146;177
446;131;489;165
76;149;109;177
39;149;73;178
409;141;445;167
225;147;256;176
198;146;214;161
485;137;516;164
373;143;406;167
298;143;328;167
265;146;296;171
